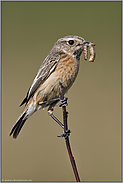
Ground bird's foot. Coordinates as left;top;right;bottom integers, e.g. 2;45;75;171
57;129;71;138
59;97;68;107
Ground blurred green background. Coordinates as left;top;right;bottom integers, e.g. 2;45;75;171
1;1;121;182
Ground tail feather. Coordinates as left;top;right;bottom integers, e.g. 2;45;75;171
10;97;36;139
9;111;27;139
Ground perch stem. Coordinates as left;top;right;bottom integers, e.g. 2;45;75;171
59;82;81;182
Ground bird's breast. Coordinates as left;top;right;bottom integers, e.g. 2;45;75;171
54;54;80;93
56;54;79;82
35;55;80;103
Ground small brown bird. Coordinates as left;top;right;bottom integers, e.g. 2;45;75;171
9;35;95;138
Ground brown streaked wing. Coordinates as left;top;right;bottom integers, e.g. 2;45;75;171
20;53;60;106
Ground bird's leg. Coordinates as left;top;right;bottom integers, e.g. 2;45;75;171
47;104;64;129
48;108;71;138
46;98;71;138
39;97;66;129
39;97;64;129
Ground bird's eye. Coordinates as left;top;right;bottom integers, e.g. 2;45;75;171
68;40;74;45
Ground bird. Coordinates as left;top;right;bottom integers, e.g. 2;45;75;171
9;35;88;139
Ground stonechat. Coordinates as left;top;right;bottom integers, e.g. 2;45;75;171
9;35;95;138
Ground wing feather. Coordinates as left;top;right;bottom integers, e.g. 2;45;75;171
20;53;60;106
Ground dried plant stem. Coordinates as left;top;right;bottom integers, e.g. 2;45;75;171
59;82;81;182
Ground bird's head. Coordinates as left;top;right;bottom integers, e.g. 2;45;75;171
54;35;86;59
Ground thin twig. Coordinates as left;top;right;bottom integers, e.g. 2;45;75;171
59;82;81;182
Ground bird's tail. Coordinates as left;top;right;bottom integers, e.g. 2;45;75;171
9;98;36;139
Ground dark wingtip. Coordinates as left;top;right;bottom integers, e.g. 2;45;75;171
9;131;12;136
9;126;15;137
20;97;27;106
